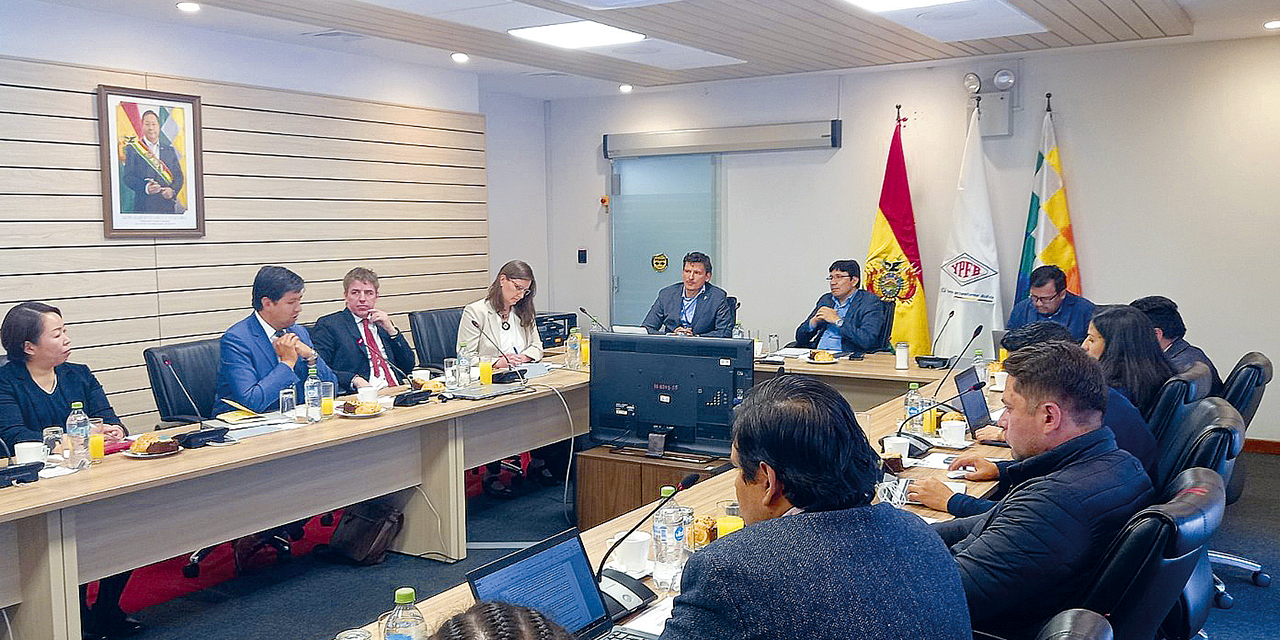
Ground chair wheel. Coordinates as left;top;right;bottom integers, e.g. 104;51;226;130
320;513;334;526
1253;571;1271;587
1214;591;1234;609
182;563;200;578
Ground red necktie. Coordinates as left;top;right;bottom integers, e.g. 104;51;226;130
362;319;397;384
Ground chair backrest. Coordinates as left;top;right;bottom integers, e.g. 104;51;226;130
1152;397;1244;492
408;307;464;369
142;337;222;421
1034;609;1113;640
1079;467;1225;640
875;298;895;353
1220;352;1271;426
0;354;7;368
726;296;738;330
1144;364;1209;441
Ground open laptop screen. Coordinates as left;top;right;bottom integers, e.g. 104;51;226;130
467;529;610;637
954;366;992;431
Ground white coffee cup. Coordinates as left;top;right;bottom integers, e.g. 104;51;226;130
607;530;651;574
356;387;379;403
991;371;1009;391
13;441;44;465
883;436;912;459
941;420;968;447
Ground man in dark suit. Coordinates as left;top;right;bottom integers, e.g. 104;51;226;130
641;251;733;337
121;109;184;213
660;376;971;640
1007;265;1095;341
794;259;887;353
1131;295;1223;396
214;265;337;414
313;267;416;394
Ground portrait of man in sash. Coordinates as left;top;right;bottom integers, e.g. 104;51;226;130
120;107;184;213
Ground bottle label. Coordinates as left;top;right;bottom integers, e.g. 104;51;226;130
385;634;414;640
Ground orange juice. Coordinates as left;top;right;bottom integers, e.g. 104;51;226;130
321;397;335;416
89;433;105;463
580;335;590;366
479;359;493;385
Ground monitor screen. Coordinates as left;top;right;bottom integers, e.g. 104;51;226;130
589;333;754;457
954;366;991;432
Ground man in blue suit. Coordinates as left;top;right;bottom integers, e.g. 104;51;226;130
660;376;972;640
1007;264;1095;341
641;251;733;337
794;259;887;353
214;266;337;414
121;110;185;213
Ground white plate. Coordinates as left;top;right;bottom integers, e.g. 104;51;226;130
604;559;654;580
122;448;181;459
334;406;386;419
800;356;840;365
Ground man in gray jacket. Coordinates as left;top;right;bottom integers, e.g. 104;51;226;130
660;376;972;640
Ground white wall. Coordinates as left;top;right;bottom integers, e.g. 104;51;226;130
544;35;1280;440
479;90;551;290
0;0;478;112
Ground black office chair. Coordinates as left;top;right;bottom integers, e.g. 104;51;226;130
1078;467;1226;640
1207;352;1272;601
725;296;738;332
143;338;221;424
1033;609;1113;640
1143;362;1210;443
874;298;895;353
408;307;464;371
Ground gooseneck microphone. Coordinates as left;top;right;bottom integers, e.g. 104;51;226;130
931;310;956;356
356;337;409;386
896;382;985;437
933;324;984;401
471;319;527;386
594;473;700;582
579;306;608;332
164;358;208;429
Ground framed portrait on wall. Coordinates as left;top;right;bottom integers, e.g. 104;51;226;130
96;85;205;238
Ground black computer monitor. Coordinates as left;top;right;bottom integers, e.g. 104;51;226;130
589;333;754;457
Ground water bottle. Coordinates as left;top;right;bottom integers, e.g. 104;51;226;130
457;343;473;385
304;366;323;423
65;402;91;469
381;587;426;640
973;349;989;386
566;328;581;371
732;323;745;339
904;382;924;435
652;486;688;592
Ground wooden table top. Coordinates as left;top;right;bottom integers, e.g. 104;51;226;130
0;366;591;524
755;351;949;383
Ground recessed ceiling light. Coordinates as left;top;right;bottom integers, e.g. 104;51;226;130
509;21;645;49
618;84;634;93
843;0;965;12
1265;20;1280;30
175;2;200;12
450;52;470;64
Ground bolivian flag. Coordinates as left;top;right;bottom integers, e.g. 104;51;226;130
1016;112;1081;300
866;122;930;356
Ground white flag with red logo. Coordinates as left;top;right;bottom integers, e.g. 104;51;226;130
935;108;1004;360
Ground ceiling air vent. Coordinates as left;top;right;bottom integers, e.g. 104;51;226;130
555;0;683;9
302;29;368;42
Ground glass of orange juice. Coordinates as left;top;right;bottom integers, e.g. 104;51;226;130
320;381;335;416
479;359;494;385
580;333;590;367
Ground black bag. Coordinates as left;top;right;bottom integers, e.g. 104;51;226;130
325;500;404;565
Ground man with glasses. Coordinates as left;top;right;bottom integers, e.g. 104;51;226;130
1006;265;1095;341
794;259;887;353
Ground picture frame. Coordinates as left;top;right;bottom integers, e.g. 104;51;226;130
96;85;205;238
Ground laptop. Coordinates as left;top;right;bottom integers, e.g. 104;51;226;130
611;325;648;335
466;529;660;640
991;329;1007;353
954;366;996;434
449;382;527;400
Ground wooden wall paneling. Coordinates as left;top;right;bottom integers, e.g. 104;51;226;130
0;84;96;118
201;107;484;150
41;294;158;327
202;154;487;186
0;141;99;171
106;389;158;418
76;342;161;372
95;366;152;393
153;238;490;268
0;245;156;272
202;199;487;221
0;168;101;196
0;57;144;92
0;221;155;248
154;255;489;292
0;272;158;304
63;317;160;350
156;272;490;316
200;175;486;202
0;113;97;144
153;220;488;244
201;130;485;166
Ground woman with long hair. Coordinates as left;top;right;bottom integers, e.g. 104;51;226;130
1081;304;1176;415
429;602;572;640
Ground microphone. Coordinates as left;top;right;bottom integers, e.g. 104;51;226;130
933;324;983;401
931;310;955;356
471;319;527;386
896;382;985;438
595;473;700;582
579;306;608;332
164;358;208;429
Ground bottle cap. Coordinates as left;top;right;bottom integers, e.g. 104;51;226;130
975;349;983;356
309;366;318;374
909;382;919;389
394;587;416;604
660;485;675;498
71;401;84;409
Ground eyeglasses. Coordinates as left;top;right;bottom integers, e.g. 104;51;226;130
1030;289;1064;304
825;274;852;282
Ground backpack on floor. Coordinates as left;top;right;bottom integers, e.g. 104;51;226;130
325;500;405;565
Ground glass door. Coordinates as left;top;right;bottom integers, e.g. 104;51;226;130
609;154;720;326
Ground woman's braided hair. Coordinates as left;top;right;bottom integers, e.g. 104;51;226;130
429;601;573;640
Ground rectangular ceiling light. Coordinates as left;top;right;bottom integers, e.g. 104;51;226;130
508;20;645;49
845;0;967;12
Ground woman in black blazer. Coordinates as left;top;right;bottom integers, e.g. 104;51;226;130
0;302;140;640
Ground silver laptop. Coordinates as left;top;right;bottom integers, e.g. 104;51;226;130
448;382;527;400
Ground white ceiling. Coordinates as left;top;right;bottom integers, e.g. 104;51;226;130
28;0;1280;100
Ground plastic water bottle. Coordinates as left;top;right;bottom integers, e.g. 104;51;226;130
381;587;426;640
457;343;473;385
304;366;323;423
652;486;687;592
732;323;745;339
904;382;924;435
973;349;989;386
566;328;581;371
65;402;91;469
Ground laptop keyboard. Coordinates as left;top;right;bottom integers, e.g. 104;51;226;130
603;629;656;640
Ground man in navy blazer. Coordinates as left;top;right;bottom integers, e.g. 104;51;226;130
313;267;416;394
641;252;733;337
660;376;971;640
1007;265;1095;341
214;266;337;414
794;259;887;353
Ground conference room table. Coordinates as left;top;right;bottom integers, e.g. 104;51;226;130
0;364;591;640
371;372;1010;636
754;352;948;410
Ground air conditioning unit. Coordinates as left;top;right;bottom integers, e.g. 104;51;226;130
603;120;841;159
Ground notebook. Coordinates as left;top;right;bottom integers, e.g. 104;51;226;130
466;529;660;640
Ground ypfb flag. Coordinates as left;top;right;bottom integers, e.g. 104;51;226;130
1016;111;1081;300
865;120;929;356
935;108;1003;360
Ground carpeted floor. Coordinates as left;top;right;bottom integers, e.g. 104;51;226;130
116;455;1278;640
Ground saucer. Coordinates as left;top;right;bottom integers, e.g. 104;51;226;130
604;559;654;579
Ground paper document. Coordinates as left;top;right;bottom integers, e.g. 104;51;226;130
621;595;675;636
775;347;811;358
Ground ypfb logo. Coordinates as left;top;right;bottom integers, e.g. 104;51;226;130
942;253;997;287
